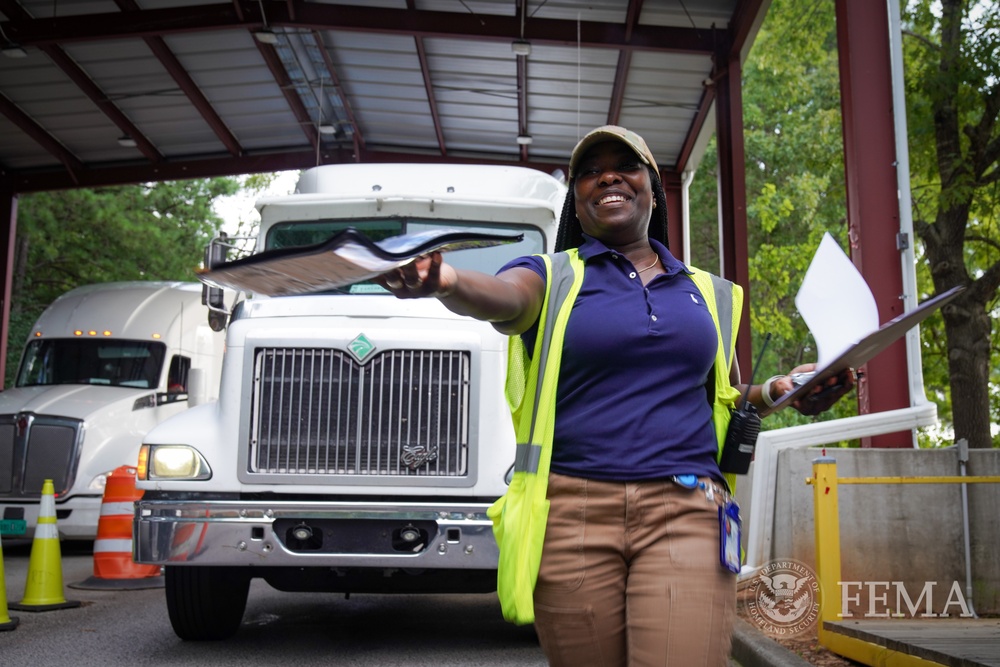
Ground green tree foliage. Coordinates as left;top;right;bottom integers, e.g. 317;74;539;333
903;0;1000;447
5;177;238;385
213;171;295;256
691;0;999;445
689;0;854;430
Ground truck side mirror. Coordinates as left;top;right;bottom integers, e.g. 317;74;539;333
202;233;229;332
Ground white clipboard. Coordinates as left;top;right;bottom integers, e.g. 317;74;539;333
760;284;964;416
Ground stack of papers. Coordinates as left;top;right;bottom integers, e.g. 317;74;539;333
197;227;523;297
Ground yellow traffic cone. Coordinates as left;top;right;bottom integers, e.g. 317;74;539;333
0;534;19;630
8;479;80;612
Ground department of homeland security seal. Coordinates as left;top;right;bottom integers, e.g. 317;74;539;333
741;559;821;638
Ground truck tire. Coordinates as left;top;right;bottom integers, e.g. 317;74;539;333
165;566;251;640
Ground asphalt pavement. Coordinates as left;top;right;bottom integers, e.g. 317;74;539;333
0;538;808;667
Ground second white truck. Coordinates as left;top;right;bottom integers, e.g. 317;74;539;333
133;163;566;640
0;281;225;540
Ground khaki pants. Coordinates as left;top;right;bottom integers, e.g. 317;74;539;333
533;472;736;667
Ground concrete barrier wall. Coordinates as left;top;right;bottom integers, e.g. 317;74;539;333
749;446;999;616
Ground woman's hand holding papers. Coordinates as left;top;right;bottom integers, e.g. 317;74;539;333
776;364;857;416
377;252;457;299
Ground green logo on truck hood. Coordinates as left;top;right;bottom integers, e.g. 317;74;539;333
348;334;376;363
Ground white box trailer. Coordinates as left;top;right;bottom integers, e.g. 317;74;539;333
0;281;225;540
133;163;566;640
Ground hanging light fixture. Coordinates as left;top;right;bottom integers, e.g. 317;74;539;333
511;40;531;57
253;29;279;45
252;0;279;44
2;45;27;58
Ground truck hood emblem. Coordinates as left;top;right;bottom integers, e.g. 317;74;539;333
401;445;438;470
348;334;376;363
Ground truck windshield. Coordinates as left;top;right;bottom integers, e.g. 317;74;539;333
266;219;545;292
16;339;167;389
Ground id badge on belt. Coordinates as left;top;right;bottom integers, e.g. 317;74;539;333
719;498;742;574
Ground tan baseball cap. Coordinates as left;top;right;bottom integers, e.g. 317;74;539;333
568;125;659;179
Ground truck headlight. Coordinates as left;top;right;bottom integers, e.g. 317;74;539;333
138;444;212;480
88;471;111;491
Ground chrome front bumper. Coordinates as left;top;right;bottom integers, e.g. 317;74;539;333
133;499;498;568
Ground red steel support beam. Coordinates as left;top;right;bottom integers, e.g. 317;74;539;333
409;0;445;156
6;148;568;193
115;0;242;157
835;0;910;447
0;183;16;389
312;31;365;155
515;0;529;162
661;170;684;259
255;40;320;151
607;0;643;126
0;0;163;163
2;3;717;54
714;48;752;379
0;93;84;181
415;36;447;156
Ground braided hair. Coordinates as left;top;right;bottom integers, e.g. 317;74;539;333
554;165;670;252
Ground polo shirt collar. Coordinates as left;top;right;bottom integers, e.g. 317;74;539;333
577;234;691;278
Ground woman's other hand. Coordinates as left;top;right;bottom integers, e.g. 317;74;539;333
780;363;857;416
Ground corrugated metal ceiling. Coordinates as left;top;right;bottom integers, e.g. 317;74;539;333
0;0;768;192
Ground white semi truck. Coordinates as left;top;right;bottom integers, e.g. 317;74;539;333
133;163;566;640
0;281;225;540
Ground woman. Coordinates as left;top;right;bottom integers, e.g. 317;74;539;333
379;126;852;666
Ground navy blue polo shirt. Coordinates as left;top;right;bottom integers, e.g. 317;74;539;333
499;235;722;482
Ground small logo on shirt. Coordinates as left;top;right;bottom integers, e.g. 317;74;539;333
690;294;700;305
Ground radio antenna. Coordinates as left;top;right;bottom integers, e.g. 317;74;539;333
741;333;771;408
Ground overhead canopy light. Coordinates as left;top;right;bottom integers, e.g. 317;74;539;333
511;40;531;57
253;29;280;45
2;45;28;58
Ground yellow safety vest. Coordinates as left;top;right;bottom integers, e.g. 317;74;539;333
488;250;743;625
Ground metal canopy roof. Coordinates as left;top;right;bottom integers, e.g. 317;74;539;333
0;0;767;193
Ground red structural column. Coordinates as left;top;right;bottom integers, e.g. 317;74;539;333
715;49;752;378
0;183;17;389
835;0;910;447
661;170;685;259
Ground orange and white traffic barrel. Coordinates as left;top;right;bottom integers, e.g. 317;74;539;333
70;466;163;590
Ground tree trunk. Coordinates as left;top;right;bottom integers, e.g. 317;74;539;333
941;297;993;448
920;0;997;448
923;202;993;448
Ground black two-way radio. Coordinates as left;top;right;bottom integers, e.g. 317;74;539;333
718;333;771;474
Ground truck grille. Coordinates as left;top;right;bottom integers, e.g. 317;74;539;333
0;413;83;498
250;347;470;477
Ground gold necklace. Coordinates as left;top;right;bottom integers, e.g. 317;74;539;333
636;254;659;273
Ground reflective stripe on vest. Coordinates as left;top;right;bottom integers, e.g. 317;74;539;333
688;266;744;492
709;273;735;373
491;251;586;626
514;442;542;475
512;251;582;474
